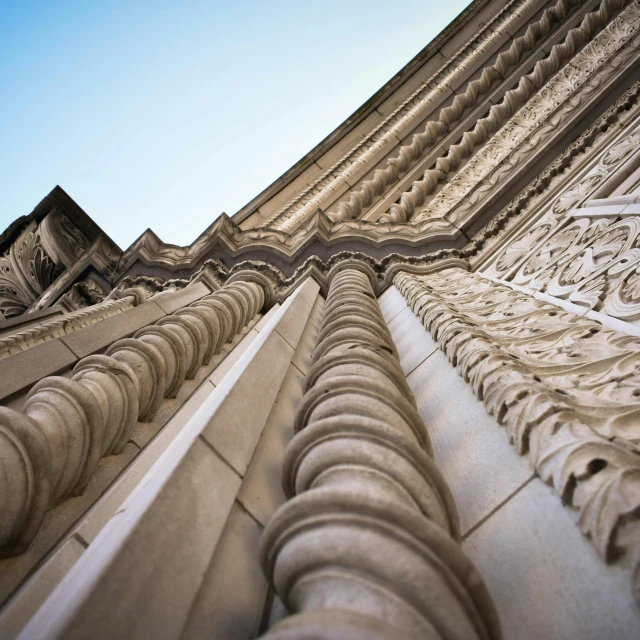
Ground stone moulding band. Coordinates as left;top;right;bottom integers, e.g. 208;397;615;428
388;0;630;225
0;294;138;362
259;265;502;639
328;0;585;224
395;267;640;606
0;277;267;558
261;0;544;232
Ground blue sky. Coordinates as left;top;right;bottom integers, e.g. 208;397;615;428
1;0;472;249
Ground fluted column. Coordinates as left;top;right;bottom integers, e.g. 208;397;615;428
0;277;267;558
259;266;501;639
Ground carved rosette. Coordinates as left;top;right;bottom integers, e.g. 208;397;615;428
260;266;501;639
395;267;640;605
0;278;267;557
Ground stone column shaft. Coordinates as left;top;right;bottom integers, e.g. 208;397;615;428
259;266;501;639
0;277;267;558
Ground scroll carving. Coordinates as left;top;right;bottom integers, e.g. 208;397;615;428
0;209;91;320
260;267;501;639
395;267;640;604
0;222;61;319
485;115;640;324
0;278;267;557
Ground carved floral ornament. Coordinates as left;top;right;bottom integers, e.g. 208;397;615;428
484;116;640;321
395;268;640;605
0;210;89;320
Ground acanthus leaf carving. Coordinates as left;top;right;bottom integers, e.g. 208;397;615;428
395;267;640;604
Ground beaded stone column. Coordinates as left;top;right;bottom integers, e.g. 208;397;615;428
0;276;267;558
259;266;502;639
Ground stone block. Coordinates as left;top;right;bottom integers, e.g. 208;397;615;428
237;364;305;526
377;285;407;324
387;306;438;375
151;283;210;314
295;276;320;308
179;504;268;640
0;537;85;640
273;292;316;350
0;339;77;401
209;329;260;386
254;304;281;332
407;348;533;536
20;439;241;640
291;313;321;375
307;294;325;328
76;381;216;544
61;302;165;358
0;443;139;607
464;479;640;639
201;330;294;476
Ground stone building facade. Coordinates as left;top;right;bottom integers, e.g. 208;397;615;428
1;0;640;637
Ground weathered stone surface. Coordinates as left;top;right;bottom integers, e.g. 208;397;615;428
20;438;241;640
61;302;166;358
0;339;77;401
237;364;306;526
180;504;269;640
201;330;293;475
260;266;500;639
464;479;640;640
387;304;438;375
407;348;534;536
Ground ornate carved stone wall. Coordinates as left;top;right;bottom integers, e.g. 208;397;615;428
2;0;640;637
395;267;640;605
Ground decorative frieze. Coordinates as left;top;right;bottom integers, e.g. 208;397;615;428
0;278;266;558
262;0;544;232
400;0;634;225
483;109;640;323
328;0;584;223
260;266;501;639
395;267;640;605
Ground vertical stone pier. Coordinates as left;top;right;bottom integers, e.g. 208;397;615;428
259;265;502;639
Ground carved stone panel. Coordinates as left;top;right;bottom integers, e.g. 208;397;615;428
395;267;640;605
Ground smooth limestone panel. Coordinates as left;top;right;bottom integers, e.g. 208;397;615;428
384;285;533;535
387;305;439;375
179;504;268;640
464;479;640;640
200;330;294;475
21;438;241;640
377;285;409;324
406;348;534;536
0;538;85;640
237;363;306;527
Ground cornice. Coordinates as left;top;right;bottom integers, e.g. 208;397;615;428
112;19;639;283
231;0;499;225
391;0;632;225
262;0;544;232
